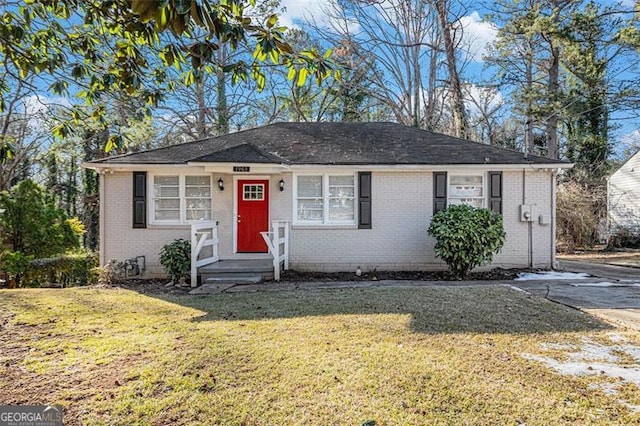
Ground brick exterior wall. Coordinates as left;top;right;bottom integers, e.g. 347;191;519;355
101;168;556;277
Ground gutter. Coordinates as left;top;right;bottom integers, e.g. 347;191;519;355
81;162;574;172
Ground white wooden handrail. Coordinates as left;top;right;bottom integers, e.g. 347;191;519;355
260;220;290;281
191;221;219;287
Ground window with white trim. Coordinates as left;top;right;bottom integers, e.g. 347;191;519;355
243;184;265;200
152;175;211;223
448;175;484;208
295;174;355;224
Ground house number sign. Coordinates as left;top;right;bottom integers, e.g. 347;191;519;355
233;166;250;172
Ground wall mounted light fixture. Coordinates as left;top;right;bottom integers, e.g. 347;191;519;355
279;179;285;192
218;178;224;191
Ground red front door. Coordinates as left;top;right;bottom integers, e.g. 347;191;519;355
237;179;269;252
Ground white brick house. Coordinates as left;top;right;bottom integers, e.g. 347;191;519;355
84;122;571;281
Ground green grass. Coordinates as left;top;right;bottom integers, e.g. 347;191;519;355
1;286;639;425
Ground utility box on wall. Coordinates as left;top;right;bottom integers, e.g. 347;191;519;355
539;214;551;226
520;204;533;222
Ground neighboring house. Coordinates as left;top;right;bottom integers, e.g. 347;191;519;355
608;149;640;233
84;122;571;282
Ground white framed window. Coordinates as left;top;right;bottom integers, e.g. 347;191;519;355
151;174;211;224
243;184;265;201
295;174;356;224
448;174;484;208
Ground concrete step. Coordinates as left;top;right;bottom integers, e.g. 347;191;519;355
198;259;273;284
205;276;263;285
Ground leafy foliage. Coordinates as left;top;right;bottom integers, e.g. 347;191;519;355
159;239;191;283
427;205;506;279
0;250;97;288
0;0;337;158
0;179;82;258
27;252;98;287
0;250;33;282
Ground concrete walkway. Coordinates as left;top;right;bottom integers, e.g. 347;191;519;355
558;260;640;281
517;260;640;330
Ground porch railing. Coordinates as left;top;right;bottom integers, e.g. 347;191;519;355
191;221;219;287
260;220;290;281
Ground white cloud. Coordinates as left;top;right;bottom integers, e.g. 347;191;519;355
20;95;71;129
278;0;330;29
464;84;504;117
278;0;360;34
22;94;71;116
456;11;498;63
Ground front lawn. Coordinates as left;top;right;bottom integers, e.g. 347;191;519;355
1;286;639;425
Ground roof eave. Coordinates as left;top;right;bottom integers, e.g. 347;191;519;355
82;161;573;172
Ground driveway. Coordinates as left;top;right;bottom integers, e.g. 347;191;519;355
512;260;640;329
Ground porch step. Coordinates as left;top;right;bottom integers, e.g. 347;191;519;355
205;276;263;285
198;259;273;283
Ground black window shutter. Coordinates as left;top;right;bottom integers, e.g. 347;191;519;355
488;171;502;214
133;172;147;228
358;172;372;229
433;172;447;213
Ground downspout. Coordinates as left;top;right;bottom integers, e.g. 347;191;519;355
551;170;558;269
605;176;611;241
99;172;105;266
523;169;532;268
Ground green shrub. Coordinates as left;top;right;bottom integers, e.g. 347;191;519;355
0;250;33;286
0;250;97;287
427;205;506;279
26;252;98;287
0;179;84;258
159;239;191;283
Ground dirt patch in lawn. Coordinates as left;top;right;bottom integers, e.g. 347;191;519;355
558;248;640;268
0;307;144;424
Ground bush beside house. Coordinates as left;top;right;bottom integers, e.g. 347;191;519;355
0;179;94;287
428;205;506;279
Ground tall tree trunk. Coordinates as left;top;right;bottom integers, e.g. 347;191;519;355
195;75;208;139
546;42;560;159
216;47;229;135
82;130;101;251
434;0;468;139
425;46;437;130
525;42;535;156
412;43;421;127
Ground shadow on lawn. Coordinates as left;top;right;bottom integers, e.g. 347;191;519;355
152;286;612;335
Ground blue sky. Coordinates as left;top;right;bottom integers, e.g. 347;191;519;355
275;0;640;157
18;0;640;158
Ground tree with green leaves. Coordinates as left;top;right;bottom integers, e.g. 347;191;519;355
0;0;336;158
0;179;81;258
563;3;610;180
488;0;580;159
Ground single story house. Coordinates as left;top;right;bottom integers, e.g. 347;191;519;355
84;122;571;283
608;149;640;233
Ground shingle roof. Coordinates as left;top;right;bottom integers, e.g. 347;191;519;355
191;143;285;163
90;122;569;166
